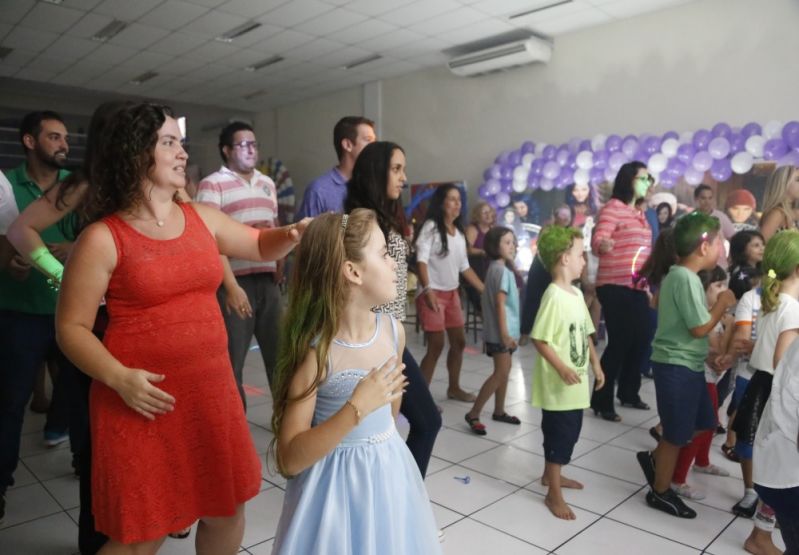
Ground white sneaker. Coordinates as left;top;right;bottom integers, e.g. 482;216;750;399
671;482;706;500
693;464;730;477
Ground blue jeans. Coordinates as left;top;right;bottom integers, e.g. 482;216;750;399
755;484;799;555
0;310;73;491
400;348;441;478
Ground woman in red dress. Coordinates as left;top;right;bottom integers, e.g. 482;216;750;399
56;103;308;554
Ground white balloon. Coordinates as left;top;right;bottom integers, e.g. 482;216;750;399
745;135;765;158
574;168;590;186
661;138;680;157
512;165;529;181
591;134;607;151
648;153;668;174
521;152;535;168
512;178;528;193
763;120;783;139
731;151;754;174
540;178;555;191
535;142;548;155
679;131;694;144
576;151;594;170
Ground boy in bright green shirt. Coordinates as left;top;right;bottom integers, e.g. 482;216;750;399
531;225;605;521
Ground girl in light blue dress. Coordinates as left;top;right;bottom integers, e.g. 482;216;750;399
270;209;442;555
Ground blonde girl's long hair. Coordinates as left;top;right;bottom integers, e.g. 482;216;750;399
269;208;376;476
761;166;797;229
761;229;799;314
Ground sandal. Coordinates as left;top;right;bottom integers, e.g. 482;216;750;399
721;444;740;463
465;414;486;435
168;526;191;539
649;426;662;442
492;413;521;425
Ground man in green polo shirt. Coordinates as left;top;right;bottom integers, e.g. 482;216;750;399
0;111;72;525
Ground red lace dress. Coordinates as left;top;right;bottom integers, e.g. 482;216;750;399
91;203;261;544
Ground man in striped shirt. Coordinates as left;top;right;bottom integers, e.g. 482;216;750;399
196;121;281;407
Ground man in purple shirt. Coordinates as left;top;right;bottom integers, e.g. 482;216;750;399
294;116;376;220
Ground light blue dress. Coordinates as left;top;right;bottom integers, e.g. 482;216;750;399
272;313;442;555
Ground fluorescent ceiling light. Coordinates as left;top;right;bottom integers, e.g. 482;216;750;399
509;0;573;19
130;71;158;84
216;21;262;43
244;55;284;72
343;54;382;70
92;19;128;42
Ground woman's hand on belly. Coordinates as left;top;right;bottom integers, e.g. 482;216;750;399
110;367;176;420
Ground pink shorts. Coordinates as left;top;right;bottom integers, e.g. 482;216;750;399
416;289;465;332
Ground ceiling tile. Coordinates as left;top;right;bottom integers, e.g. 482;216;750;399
284;37;346;61
256;0;334;27
382;36;451;58
251;29;314;53
93;0;164;21
345;0;400;17
117;50;174;72
379;0;462;26
149;32;210;56
215;47;277;69
80;42;138;66
218;0;289;18
437;17;516;45
25;55;70;74
362;60;422;79
18;3;84;33
405;51;450;66
109;23;171;49
63;12;114;39
470;0;558;17
293;8;366;36
314;45;373;68
598;0;694;19
14;67;57;83
3;26;59;52
508;0;594;26
2;48;37;67
0;64;22;77
408;6;486;36
183;0;230;8
183;63;236;80
50;71;93;88
154;55;207;75
61;0;105;10
534;6;611;34
0;0;35;25
216;22;284;47
325;18;398;45
354;28;427;53
180;9;249;36
138;1;210;31
181;39;239;62
42;36;99;61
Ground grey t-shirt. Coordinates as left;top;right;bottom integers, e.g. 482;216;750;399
481;259;520;344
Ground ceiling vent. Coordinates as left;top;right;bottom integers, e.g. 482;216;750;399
447;37;552;77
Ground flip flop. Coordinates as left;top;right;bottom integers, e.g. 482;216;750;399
465;414;486;435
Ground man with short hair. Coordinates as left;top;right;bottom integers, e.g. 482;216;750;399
694;184;735;268
294;116;376;219
196;122;282;408
0;111;72;524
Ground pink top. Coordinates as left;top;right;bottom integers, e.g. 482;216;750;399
592;198;652;289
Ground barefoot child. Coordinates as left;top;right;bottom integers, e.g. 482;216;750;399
636;212;737;519
465;227;521;435
531;225;605;520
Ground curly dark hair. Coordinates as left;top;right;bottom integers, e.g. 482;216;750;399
413;183;464;256
344;141;406;237
80;103;173;228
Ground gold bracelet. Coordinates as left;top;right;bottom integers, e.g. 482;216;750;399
345;400;362;425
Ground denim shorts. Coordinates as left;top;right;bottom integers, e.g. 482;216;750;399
541;409;583;465
652;361;716;446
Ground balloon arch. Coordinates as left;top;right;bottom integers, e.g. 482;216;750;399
479;120;799;209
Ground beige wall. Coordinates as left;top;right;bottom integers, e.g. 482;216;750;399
264;0;799;205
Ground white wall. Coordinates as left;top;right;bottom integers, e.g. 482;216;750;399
265;0;799;203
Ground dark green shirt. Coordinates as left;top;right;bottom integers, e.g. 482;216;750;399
0;163;71;315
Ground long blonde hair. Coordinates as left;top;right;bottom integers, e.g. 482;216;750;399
761;166;798;229
269;209;376;477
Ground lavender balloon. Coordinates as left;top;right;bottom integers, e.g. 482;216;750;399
662;130;679;141
778;150;799;169
543;161;561;180
643;136;661;155
521;140;536;154
495;192;511;208
711;122;732;139
677;143;696;164
509;150;522;166
606;134;622;152
693;129;711;150
478;185;490;199
500;165;512;180
543;145;556;160
531;158;544;176
729;133;746;154
527;175;540;189
579;139;592;152
540;178;555;192
556;149;569;167
692;151;713;172
684;166;705;186
593;149;609;169
622;137;638;158
763;138;789;161
486;179;501;195
708;137;731;160
590;167;604;186
659;174;677;189
609;152;627;172
742;122;762;138
782;121;799;149
710;158;732;182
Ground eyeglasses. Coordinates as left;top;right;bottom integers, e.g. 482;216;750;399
231;140;258;150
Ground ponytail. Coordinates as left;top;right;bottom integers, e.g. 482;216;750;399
760;230;799;314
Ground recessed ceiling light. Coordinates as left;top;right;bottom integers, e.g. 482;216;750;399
92;19;128;42
342;54;382;70
244;56;284;72
130;71;158;85
509;0;573;19
216;21;262;43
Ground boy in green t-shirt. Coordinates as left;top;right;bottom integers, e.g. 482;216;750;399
636;212;736;519
531;226;605;520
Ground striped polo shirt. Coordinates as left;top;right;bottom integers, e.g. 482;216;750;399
196;165;279;276
591;198;652;289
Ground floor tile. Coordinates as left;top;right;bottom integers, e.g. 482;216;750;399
241;487;285;549
704;515;785;554
21;447;74;482
425;464;518;515
440;518;547;555
431;427;499;464
0;482;63;530
0;512;77;554
460;444;545;487
42;475;80;510
571;444;647;485
509;428;601;460
554;516;700;555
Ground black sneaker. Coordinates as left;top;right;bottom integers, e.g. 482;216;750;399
646;488;697;518
636;450;655;487
733;498;758;518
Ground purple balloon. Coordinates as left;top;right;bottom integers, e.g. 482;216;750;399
501;181;512;193
782;121;799;149
543;145;556;160
590;167;604;186
567;153;578;170
609;152;627;172
604;166;617;183
495;192;510;208
677;143;696;164
764;138;789;161
662;130;679;141
708;137;731;159
543;161;561;180
508;150;522;166
478;185;490;199
622;137;638;158
742;122;762;138
593;149;609;169
486;178;501;195
711;122;732;139
579;139;592;152
729;132;746;153
527;174;540;189
659;174;677;189
684;166;705;186
521;140;536;155
606;134;622;152
495;150;511;165
483;168;493;181
710;158;732;182
500;165;512;180
531;158;544;176
666;159;687;178
643;136;661;155
693;129;711;150
540;178;555;192
693;151;713;172
556;149;569;167
778;150;799;169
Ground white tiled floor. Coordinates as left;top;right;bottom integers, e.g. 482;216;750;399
1;325;787;554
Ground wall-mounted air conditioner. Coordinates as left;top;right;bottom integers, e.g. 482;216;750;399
447;37;552;77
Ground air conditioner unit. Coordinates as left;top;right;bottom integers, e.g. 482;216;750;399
447;38;552;77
